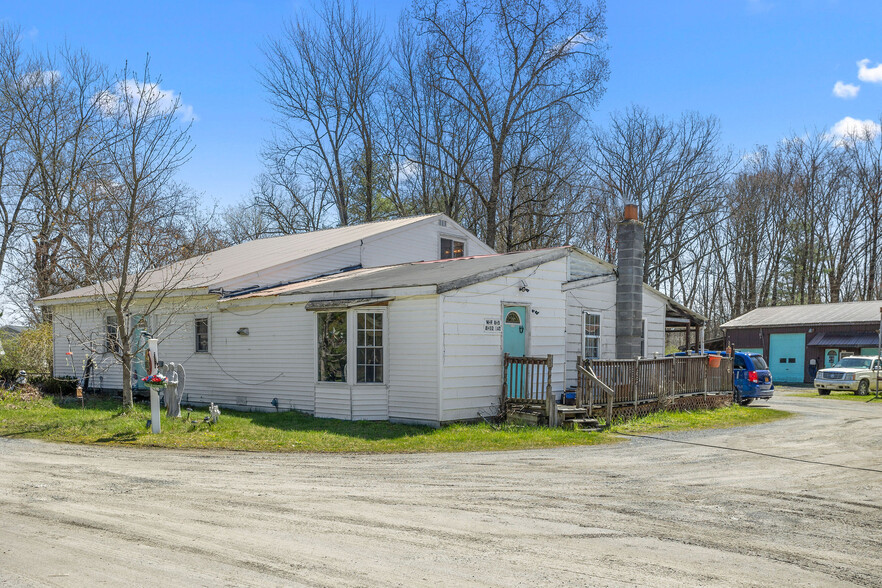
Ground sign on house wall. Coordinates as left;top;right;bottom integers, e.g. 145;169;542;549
484;318;502;332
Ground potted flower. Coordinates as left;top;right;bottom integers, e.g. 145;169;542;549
141;374;168;389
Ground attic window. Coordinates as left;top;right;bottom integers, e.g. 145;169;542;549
441;238;464;259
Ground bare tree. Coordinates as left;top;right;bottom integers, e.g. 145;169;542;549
0;35;111;319
58;60;197;408
587;107;733;302
261;0;387;227
0;26;34;284
414;0;609;248
841;120;882;299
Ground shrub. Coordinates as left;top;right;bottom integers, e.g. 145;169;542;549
29;375;78;396
0;323;53;376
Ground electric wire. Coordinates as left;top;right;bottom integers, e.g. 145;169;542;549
615;432;882;474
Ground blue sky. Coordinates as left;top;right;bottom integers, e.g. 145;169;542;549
4;1;882;205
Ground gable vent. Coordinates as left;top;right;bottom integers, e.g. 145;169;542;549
438;219;447;227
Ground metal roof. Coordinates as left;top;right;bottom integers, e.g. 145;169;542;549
225;248;572;299
37;215;443;303
722;300;882;329
807;333;879;347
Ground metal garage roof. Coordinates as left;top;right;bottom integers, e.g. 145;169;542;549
722;300;882;329
807;333;880;347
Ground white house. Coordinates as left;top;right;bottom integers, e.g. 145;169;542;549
39;213;703;426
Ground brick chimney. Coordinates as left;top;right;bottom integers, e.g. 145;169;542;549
616;204;645;358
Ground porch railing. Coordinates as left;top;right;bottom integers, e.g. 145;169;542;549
503;353;553;403
576;355;734;415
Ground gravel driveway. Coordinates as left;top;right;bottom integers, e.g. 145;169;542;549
1;389;880;587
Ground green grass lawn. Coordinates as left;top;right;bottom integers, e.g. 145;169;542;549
0;392;792;453
787;390;882;403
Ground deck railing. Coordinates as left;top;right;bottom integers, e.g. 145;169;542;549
576;355;734;414
503;353;553;403
503;353;733;424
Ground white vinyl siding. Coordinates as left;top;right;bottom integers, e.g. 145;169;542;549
439;258;567;422
642;289;667;357
565;280;617;387
388;296;439;424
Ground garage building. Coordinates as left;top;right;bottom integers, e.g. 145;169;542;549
721;301;882;384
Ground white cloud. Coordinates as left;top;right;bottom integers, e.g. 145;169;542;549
19;69;60;89
95;80;197;122
829;116;880;143
857;59;882;83
832;81;860;99
549;31;597;56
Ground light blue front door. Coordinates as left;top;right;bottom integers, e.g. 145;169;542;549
503;306;527;398
769;333;805;383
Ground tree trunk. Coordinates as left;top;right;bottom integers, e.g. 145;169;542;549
121;351;133;409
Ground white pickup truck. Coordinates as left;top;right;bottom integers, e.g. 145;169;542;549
814;355;882;395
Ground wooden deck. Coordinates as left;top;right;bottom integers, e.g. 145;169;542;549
503;354;735;427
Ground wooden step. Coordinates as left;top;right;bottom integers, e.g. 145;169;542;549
556;406;588;415
562;418;602;432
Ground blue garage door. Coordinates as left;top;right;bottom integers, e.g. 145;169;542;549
769;333;805;383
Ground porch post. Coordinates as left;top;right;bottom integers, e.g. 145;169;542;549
545;354;558;427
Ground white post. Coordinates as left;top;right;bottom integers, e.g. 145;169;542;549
148;338;161;434
877;308;881;398
699;326;706;354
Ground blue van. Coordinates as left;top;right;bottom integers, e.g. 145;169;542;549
733;352;774;405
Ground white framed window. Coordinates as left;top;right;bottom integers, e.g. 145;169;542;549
317;311;348;383
315;308;387;384
356;311;384;383
583;312;601;359
440;237;465;259
195;317;210;353
104;315;120;354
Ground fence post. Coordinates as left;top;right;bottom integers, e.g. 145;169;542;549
633;358;639;408
704;356;709;398
545;354;558;427
586;358;593;417
501;353;509;411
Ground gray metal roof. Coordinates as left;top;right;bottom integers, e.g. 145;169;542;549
38;215;442;303
227;248;572;299
722;300;882;329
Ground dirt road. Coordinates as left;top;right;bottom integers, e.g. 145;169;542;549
1;390;880;587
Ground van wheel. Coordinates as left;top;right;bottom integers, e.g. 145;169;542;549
857;380;870;396
818;390;831;396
